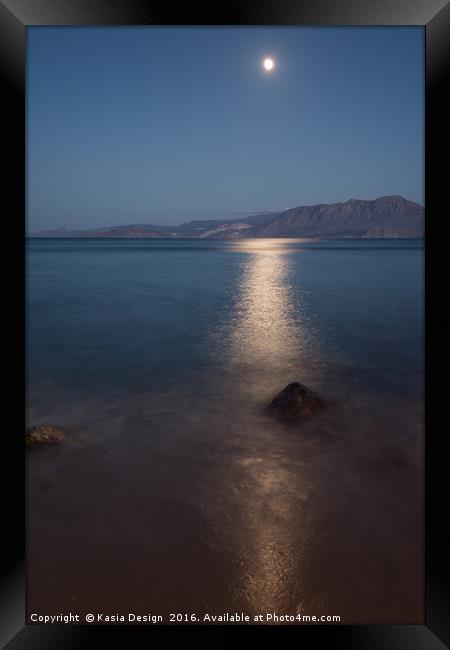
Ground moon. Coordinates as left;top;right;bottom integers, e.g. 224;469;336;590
263;57;275;72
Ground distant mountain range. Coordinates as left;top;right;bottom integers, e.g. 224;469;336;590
30;196;424;239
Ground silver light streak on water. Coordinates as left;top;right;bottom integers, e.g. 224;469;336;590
216;239;316;401
209;240;318;613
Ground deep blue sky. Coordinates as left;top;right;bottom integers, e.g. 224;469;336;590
27;27;424;231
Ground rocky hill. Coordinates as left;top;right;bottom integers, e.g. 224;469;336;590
30;196;424;239
245;196;424;239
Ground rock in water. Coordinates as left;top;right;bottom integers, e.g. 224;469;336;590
26;425;66;447
268;382;324;421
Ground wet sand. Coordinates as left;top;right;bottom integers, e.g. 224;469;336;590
27;385;423;624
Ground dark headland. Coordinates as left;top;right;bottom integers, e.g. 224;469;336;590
30;195;424;239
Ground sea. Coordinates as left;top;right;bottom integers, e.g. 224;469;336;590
26;237;424;624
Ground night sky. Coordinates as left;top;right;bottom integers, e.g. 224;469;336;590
27;27;424;231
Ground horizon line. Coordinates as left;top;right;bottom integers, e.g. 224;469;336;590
29;194;424;234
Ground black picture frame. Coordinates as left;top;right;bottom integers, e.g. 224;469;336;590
2;1;448;648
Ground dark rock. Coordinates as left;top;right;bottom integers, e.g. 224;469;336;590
26;425;66;447
268;382;324;421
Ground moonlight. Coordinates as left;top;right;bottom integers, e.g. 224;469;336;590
263;57;275;72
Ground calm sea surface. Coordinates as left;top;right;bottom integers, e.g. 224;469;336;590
26;238;424;624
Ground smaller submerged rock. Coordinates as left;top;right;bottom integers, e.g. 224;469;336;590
26;425;67;447
268;382;324;422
